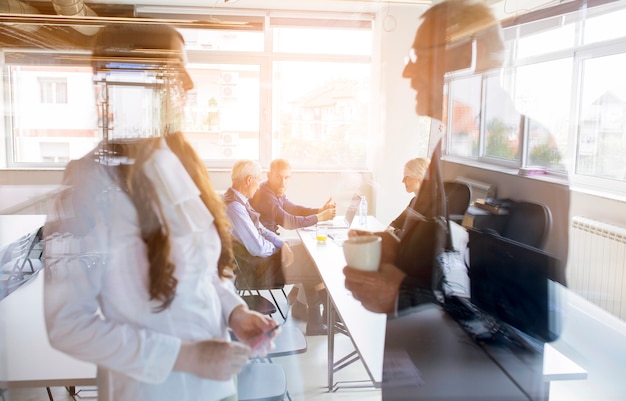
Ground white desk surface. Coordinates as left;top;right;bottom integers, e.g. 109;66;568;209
0;271;97;388
0;215;46;250
0;185;61;215
298;216;387;386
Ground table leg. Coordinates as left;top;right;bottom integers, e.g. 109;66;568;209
327;291;335;391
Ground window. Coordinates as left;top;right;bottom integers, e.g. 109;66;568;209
38;77;68;104
183;64;261;161
445;0;626;194
1;16;373;169
7;64;98;165
577;52;626;182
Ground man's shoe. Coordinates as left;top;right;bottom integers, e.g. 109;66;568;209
291;301;308;322
305;322;328;336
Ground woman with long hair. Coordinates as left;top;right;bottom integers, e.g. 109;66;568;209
43;24;275;401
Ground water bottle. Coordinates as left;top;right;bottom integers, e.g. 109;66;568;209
359;195;368;226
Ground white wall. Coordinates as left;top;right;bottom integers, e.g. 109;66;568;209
371;4;430;226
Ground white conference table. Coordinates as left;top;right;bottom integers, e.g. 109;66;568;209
0;214;47;250
0;214;97;398
298;215;387;391
0;272;97;389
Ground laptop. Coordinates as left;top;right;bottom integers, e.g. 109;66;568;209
318;192;361;229
467;228;563;343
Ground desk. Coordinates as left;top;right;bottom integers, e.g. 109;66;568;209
0;215;46;250
383;291;588;401
0;266;97;393
0;185;62;215
383;305;529;400
300;217;589;398
298;216;386;390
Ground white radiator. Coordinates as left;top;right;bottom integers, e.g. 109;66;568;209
568;216;626;320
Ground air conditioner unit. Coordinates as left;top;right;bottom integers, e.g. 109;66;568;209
454;176;496;204
221;71;239;85
220;132;239;145
221;145;235;158
221;85;238;98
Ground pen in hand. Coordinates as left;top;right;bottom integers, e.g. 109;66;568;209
250;302;291;351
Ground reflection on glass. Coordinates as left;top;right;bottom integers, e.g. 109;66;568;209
513;59;571;170
577;53;626;182
483;75;520;162
448;76;481;158
272;61;370;169
183;64;260;160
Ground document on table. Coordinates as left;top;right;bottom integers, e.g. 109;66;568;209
382;350;424;388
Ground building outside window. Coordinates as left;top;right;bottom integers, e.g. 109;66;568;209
1;15;373;170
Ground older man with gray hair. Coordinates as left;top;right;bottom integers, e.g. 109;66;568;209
223;160;328;335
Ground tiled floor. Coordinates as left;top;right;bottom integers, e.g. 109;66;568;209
1;287;381;401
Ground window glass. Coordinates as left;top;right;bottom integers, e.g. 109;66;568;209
483;75;520;163
448;76;482;158
9;65;99;164
516;22;575;59
584;8;626;45
512;58;571;170
184;64;260;160
179;28;264;52
272;61;370;169
577;53;626;182
273;27;372;55
38;77;68;104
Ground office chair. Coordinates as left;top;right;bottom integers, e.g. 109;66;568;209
1;227;43;300
444;181;472;224
500;200;552;250
237;362;287;401
232;243;289;320
232;256;279;317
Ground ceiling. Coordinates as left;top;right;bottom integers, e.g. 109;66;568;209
0;0;565;52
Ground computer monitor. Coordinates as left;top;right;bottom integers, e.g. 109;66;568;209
467;228;563;342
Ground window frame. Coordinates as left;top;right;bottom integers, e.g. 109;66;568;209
1;13;375;171
444;0;626;198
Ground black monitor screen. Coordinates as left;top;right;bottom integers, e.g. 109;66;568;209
468;228;562;342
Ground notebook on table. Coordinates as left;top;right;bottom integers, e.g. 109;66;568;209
318;192;361;229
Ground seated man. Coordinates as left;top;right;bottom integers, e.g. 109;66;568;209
250;158;336;234
223;159;327;335
250;158;335;312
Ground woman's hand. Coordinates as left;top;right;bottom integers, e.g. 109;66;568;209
229;305;279;356
174;339;251;381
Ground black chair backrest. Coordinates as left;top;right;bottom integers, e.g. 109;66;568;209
501;200;552;249
444;181;472;222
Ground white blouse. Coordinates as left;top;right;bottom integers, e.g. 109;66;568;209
43;140;245;401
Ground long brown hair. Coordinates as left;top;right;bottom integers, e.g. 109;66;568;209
114;133;234;312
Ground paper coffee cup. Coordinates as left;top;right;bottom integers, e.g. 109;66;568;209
343;235;382;271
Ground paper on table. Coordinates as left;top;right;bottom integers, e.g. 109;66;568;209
382;349;424;388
